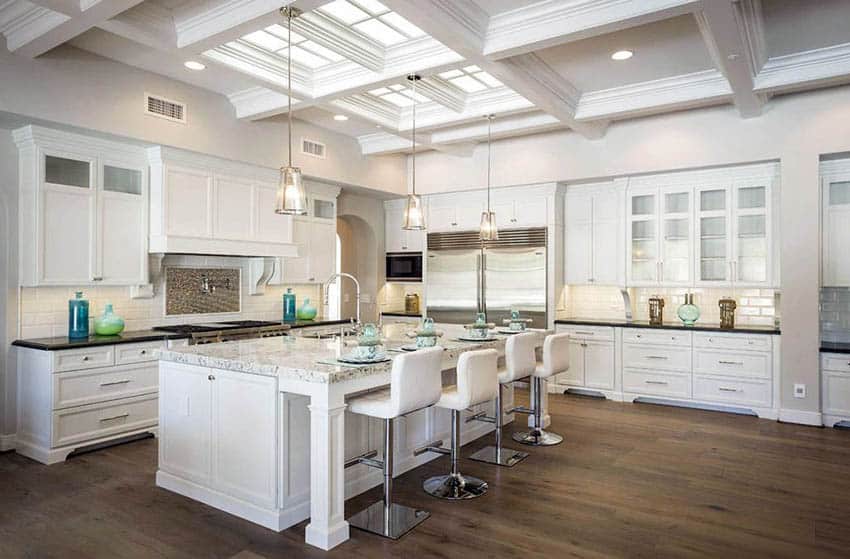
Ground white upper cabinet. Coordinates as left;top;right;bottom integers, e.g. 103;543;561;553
822;160;850;286
565;181;625;286
425;186;551;233
385;198;425;253
148;147;297;258
14;126;148;287
427;191;484;231
491;189;548;228
628;163;778;288
280;181;340;284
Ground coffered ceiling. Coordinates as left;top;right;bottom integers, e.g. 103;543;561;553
2;0;850;157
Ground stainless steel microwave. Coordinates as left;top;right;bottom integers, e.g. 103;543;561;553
386;252;423;282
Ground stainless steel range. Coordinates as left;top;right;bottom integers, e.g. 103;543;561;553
153;320;291;345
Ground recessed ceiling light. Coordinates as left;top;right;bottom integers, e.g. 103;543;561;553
334;114;349;121
611;50;633;61
184;60;206;71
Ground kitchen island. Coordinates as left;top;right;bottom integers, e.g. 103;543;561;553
157;323;545;550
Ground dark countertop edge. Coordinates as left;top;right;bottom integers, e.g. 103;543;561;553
12;332;191;351
286;318;353;329
554;318;781;335
380;311;423;317
820;343;850;354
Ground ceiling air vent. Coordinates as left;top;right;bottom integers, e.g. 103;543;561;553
301;138;326;159
145;93;187;124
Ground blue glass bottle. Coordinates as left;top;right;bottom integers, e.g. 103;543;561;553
68;291;89;339
283;288;296;322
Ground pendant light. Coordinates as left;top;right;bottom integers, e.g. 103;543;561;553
275;6;307;215
479;114;499;241
402;73;426;230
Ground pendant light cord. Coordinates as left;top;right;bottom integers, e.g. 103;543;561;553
411;75;416;196
287;8;293;168
487;115;492;212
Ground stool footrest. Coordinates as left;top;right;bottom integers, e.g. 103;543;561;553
464;411;495;424
344;449;381;469
507;406;533;415
413;440;449;457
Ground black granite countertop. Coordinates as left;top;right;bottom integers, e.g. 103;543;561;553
554;318;780;335
820;342;850;354
12;330;191;351
12;318;357;351
380;311;423;317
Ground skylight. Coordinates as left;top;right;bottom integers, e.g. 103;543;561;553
236;24;340;69
438;66;503;92
368;82;432;107
319;0;426;45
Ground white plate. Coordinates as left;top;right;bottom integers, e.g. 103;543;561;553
337;354;391;364
498;329;525;335
456;336;498;342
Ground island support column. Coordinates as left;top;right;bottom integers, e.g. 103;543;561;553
305;387;349;550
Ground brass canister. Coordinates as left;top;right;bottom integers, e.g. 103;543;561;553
719;297;737;329
648;295;665;325
404;293;420;314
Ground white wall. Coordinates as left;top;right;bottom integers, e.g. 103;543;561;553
408;85;850;419
0;45;406;195
0;129;18;448
337;192;386;323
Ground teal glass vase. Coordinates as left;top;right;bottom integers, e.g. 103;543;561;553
283;288;297;322
296;298;318;321
68;291;89;339
677;293;700;326
94;303;125;336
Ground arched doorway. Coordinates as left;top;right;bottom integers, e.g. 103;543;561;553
336;214;379;322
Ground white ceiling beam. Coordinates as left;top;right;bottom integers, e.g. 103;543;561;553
202;42;313;96
227;87;312;120
399;87;534;132
753;43;850;94
382;0;607;139
416;77;467;113
483;0;700;60
575;69;731;121
1;0;142;57
294;10;385;73
695;0;764;118
96;1;176;49
736;0;767;74
27;0;79;16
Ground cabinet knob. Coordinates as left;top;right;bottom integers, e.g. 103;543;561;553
140;350;147;355
451;222;457;226
82;356;89;361
208;374;215;381
92;277;103;282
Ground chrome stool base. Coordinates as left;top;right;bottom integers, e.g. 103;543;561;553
423;473;488;500
468;445;529;467
512;429;563;446
349;501;430;540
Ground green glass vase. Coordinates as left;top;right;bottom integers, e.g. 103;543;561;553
94;303;125;336
296;298;318;321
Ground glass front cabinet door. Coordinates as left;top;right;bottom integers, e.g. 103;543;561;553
822;167;850;287
660;187;692;285
695;185;731;285
627;190;659;285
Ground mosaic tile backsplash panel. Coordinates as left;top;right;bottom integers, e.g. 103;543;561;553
166;267;240;315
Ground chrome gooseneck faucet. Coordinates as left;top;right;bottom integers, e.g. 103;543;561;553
323;273;361;326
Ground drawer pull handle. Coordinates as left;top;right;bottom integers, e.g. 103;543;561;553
719;360;744;366
100;379;131;387
581;343;588;348
718;387;740;393
646;356;668;360
140;350;147;355
645;380;668;385
82;356;90;361
575;331;595;336
208;375;215;381
99;413;129;422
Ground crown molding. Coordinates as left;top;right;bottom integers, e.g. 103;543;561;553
227;87;304;120
295;10;385;73
173;0;285;50
429;111;561;145
0;2;68;52
736;0;767;74
203;42;313;96
416;77;467;113
575;69;732;121
753;42;850;93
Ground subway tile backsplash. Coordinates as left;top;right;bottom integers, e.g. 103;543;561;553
821;287;850;343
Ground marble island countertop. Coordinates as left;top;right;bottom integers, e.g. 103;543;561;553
159;323;521;384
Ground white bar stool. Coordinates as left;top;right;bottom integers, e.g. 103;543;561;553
345;346;444;540
416;348;499;500
468;332;536;467
512;332;569;446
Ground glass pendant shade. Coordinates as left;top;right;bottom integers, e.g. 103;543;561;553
479;210;499;240
276;165;307;215
402;193;426;230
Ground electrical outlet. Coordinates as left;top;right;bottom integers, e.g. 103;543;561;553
793;384;807;399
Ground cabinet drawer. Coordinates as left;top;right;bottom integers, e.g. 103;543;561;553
822;354;850;373
623;369;691;399
822;370;850;416
623;344;691;372
623;329;691;346
53;364;158;409
693;332;772;351
555;325;614;341
167;338;191;349
115;341;162;365
52;346;115;373
693;349;770;379
52;394;157;447
693;375;772;408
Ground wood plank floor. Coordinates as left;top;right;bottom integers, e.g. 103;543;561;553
2;393;850;558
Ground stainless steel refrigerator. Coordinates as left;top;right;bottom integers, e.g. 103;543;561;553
425;228;547;328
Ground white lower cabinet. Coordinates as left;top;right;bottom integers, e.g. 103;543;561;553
821;353;850;426
15;341;163;464
554;323;779;418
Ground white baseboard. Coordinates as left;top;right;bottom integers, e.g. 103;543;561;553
778;408;823;426
0;433;16;451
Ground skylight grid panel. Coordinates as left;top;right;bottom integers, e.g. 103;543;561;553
353;18;406;45
475;71;503;88
379;12;425;38
351;0;389;15
438;69;463;79
389;84;405;91
280;46;332;68
264;24;306;44
319;0;370;25
243;30;288;52
463;64;481;72
368;87;391;95
382;92;414;106
399;89;430;103
450;75;487;92
299;40;345;62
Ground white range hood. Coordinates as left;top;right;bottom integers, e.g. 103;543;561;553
147;146;298;258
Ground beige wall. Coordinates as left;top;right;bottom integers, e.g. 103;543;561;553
0;45;406;194
0;129;17;445
337;192;386;323
407;85;850;419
